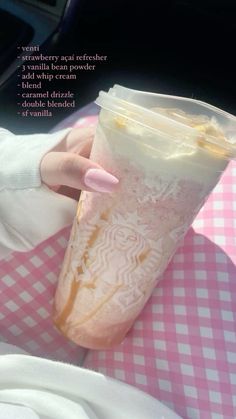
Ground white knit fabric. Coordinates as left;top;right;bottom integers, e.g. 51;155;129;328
0;128;77;260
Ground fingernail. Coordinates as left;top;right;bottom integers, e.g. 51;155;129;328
84;168;119;193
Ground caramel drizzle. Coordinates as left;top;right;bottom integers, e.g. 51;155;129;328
54;277;81;329
66;249;151;329
197;137;229;158
65;249;151;330
139;248;150;263
65;283;123;331
55;209;110;330
59;217;78;284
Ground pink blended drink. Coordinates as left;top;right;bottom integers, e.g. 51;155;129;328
53;85;236;349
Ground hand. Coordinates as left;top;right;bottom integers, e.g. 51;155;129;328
40;127;119;200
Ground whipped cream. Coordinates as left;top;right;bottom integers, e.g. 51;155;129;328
99;108;229;189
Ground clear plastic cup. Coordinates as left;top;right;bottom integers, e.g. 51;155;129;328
53;85;236;349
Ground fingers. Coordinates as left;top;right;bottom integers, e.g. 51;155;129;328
66;127;96;153
74;136;93;159
40;152;119;193
41;126;119;195
51;127;95;155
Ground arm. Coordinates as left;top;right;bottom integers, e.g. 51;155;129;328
0;127;76;260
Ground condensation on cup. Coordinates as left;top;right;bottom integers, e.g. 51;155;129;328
53;85;236;349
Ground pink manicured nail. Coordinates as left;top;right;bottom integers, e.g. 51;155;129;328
84;168;119;193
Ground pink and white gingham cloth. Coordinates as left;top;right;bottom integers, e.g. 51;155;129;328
0;226;81;362
0;112;235;418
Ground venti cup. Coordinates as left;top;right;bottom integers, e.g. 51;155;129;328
53;85;236;349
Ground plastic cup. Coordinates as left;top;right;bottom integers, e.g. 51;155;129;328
53;85;236;349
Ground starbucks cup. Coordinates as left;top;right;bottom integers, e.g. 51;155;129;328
53;85;236;349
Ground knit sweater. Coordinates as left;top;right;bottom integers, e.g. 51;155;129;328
0;127;77;260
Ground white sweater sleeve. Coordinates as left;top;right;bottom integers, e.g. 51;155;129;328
0;127;77;260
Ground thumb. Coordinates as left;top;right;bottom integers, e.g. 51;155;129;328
40;152;119;193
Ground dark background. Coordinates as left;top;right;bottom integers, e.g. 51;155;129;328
0;0;235;133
